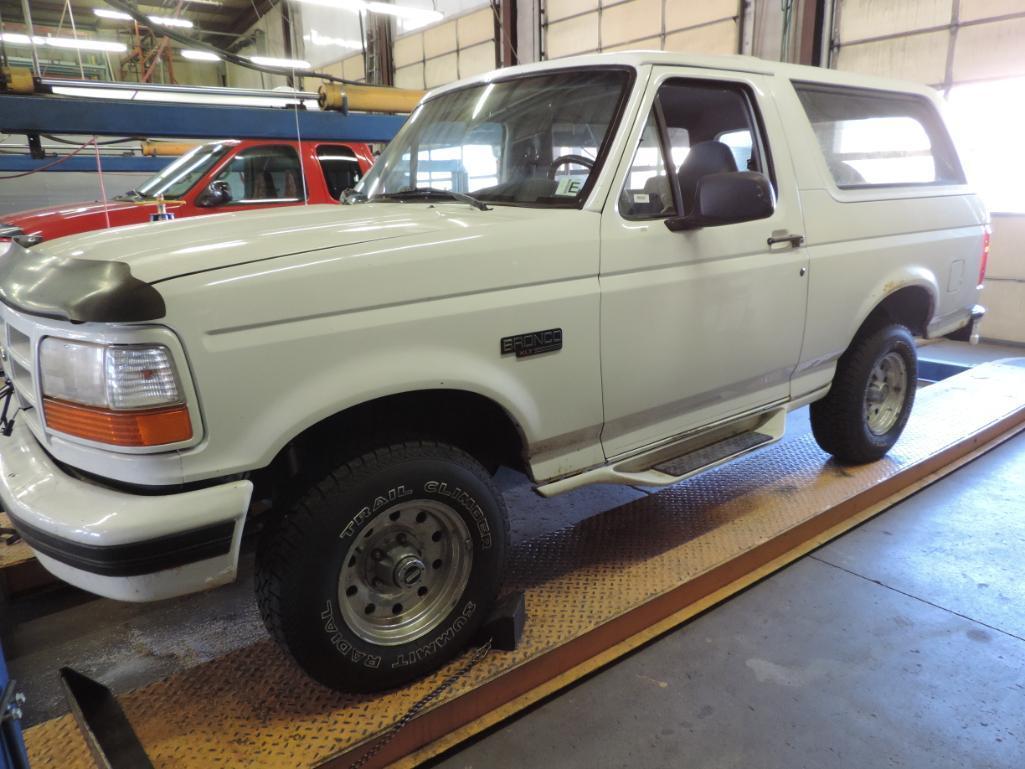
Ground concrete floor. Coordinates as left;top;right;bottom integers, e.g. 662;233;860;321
429;431;1025;769
3;341;1024;767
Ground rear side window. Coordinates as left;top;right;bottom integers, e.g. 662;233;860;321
794;83;965;189
317;145;363;200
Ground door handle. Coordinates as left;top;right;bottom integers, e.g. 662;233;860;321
767;233;805;248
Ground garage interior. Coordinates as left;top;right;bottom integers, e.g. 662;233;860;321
0;1;1023;768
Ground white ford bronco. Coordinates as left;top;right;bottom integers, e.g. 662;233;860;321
0;52;987;692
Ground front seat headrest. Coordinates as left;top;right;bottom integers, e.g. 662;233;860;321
677;141;738;213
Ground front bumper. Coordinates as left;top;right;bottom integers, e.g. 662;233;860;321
0;419;252;602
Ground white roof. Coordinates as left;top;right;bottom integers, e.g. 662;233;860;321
426;50;939;101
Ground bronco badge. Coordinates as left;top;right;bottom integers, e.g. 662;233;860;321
500;328;563;358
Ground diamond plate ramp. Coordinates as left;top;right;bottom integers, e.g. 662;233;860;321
23;360;1025;769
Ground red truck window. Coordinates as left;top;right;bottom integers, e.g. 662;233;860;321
317;145;364;200
212;145;305;204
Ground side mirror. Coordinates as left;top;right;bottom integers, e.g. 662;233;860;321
196;180;232;208
665;171;775;232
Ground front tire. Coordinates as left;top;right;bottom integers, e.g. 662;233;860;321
256;441;509;692
810;323;917;464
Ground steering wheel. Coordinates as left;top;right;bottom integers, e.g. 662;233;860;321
548;154;595;180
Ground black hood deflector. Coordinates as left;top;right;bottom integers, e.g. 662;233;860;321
0;243;165;323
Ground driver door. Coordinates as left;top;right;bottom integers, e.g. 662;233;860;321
599;68;809;459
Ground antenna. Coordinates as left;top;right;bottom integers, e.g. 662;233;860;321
293;66;310;206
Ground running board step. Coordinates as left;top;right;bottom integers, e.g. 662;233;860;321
537;407;787;497
653;431;774;477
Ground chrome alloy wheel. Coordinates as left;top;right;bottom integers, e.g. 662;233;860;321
338;500;473;646
864;351;908;436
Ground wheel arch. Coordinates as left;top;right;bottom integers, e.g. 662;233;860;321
852;276;937;341
253;388;530;507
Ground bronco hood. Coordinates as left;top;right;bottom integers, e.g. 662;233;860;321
0;203;508;322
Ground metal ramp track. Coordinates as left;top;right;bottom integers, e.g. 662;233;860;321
23;359;1025;769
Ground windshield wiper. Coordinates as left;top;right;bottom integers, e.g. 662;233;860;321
378;187;491;211
113;188;144;201
340;188;368;204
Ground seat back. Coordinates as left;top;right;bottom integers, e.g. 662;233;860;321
677;141;737;213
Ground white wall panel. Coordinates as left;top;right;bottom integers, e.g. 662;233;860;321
605;35;662;52
665;0;739;31
547;0;601;23
836;0;950;43
601;0;663;48
543;0;740;59
987;216;1025;280
460;41;498;77
342;54;366;82
425;52;460;87
953;16;1025;81
834;29;950;83
547;12;601;57
390;6;496;90
424;21;459;58
960;0;1025;22
664;19;738;55
395;63;426;89
832;0;1025;87
393;34;425;68
457;8;496;46
978;279;1025;343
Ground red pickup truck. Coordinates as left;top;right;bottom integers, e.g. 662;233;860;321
0;138;375;246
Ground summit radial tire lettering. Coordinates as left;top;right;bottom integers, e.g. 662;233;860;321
255;440;509;693
810;323;917;465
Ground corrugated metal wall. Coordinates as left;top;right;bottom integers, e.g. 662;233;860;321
542;0;742;59
830;0;1025;88
392;7;498;89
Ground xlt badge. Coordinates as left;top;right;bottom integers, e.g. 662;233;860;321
501;328;563;358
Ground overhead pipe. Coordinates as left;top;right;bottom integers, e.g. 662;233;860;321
317;83;424;114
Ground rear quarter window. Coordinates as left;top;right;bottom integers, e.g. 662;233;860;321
793;82;965;189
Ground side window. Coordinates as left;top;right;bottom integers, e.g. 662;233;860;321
212;145;304;203
317;145;363;200
619;79;770;220
620;112;675;219
793;84;965;188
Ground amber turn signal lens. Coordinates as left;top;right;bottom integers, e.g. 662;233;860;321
43;398;192;447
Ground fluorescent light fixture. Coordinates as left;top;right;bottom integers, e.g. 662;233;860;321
365;1;442;21
94;8;194;29
304;29;363;50
292;0;443;23
94;8;131;20
46;36;128;52
182;49;221;61
151;17;194;28
249;55;311;68
0;32;127;52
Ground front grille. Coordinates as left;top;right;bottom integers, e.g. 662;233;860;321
0;305;43;431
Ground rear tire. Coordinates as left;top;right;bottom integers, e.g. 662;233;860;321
810;323;917;464
256;440;508;692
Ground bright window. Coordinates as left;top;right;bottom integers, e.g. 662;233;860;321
794;83;964;189
946;76;1025;214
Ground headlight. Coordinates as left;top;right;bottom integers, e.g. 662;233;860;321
39;338;192;447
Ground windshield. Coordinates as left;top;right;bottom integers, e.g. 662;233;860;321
125;142;234;200
355;68;631;207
